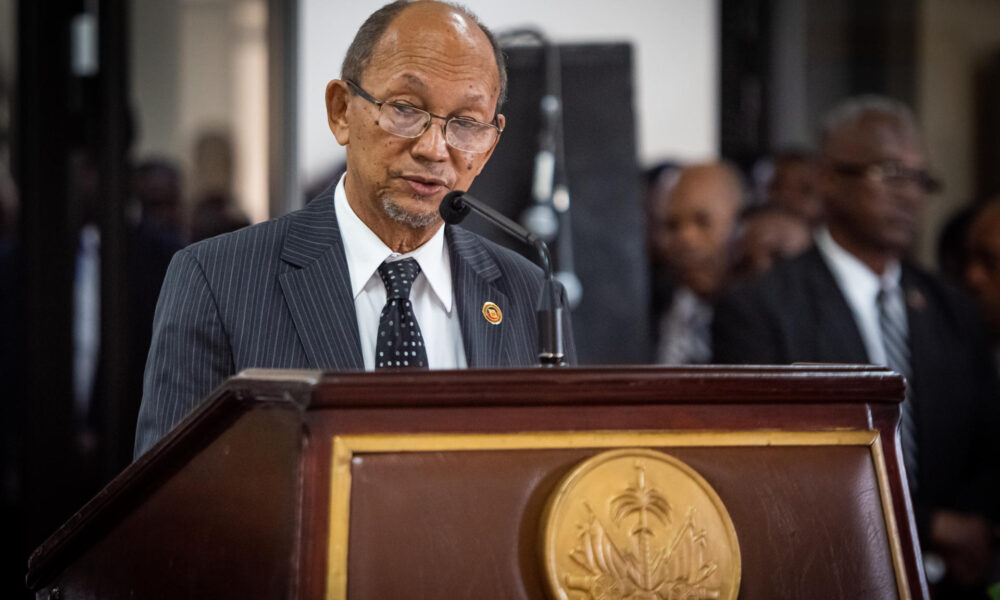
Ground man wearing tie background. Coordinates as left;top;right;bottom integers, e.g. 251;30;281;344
712;96;999;595
134;0;574;458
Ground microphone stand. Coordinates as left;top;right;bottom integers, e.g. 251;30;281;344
440;191;566;367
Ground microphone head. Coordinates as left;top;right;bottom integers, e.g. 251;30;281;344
439;191;471;225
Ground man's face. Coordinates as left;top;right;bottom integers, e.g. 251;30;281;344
822;117;928;258
769;159;824;226
735;211;812;278
651;169;740;298
965;205;1000;336
328;3;503;235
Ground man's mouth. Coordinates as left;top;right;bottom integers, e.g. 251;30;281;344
402;175;449;197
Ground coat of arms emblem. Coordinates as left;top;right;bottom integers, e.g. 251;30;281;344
540;449;740;600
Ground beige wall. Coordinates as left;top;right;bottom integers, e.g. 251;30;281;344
132;0;269;223
918;0;1000;265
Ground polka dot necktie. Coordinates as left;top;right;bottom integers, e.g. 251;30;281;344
375;258;428;369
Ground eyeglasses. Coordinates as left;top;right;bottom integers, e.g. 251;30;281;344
345;80;502;154
829;160;943;194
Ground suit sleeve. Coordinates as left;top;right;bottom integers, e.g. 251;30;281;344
133;248;235;459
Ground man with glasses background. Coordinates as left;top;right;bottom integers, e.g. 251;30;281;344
134;0;574;458
713;95;999;596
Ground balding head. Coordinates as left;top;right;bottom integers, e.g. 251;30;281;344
341;1;507;114
820;95;921;157
648;162;744;298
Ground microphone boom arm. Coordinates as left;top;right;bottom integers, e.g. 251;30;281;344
440;191;566;366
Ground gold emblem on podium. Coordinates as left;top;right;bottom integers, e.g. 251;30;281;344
541;448;740;600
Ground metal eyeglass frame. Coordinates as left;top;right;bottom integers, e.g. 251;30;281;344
345;79;502;153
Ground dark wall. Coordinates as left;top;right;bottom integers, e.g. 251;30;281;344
975;51;1000;201
721;0;919;161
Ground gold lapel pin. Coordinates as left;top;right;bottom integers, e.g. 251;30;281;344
482;301;503;325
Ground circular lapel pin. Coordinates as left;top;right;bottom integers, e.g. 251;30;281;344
482;302;503;325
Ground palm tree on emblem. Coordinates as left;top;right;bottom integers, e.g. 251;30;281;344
610;461;672;593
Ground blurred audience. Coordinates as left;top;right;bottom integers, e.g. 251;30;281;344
648;162;743;364
964;199;1000;373
760;148;825;227
937;205;978;284
731;204;812;281
190;191;251;243
713;95;999;597
193;130;235;201
132;158;186;243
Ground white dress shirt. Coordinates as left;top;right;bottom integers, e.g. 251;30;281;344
814;227;906;365
334;176;467;370
656;286;713;365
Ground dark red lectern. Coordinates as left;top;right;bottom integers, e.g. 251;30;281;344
27;366;927;599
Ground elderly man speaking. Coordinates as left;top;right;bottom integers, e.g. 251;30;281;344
134;0;575;458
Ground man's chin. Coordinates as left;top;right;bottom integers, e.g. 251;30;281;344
879;231;917;256
381;195;442;229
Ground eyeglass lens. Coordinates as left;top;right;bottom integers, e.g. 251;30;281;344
379;103;497;152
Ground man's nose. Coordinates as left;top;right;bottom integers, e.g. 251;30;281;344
674;222;704;248
411;119;450;161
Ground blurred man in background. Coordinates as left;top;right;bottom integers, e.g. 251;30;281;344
648;162;743;364
714;95;999;596
964;199;1000;374
765;148;825;228
730;204;812;281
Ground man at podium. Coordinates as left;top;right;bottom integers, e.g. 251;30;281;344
134;0;575;459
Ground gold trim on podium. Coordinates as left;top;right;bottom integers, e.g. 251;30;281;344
326;429;909;600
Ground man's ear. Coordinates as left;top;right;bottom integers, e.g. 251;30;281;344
473;113;505;176
326;79;351;146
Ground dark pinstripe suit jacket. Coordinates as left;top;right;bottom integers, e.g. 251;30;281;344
134;189;576;458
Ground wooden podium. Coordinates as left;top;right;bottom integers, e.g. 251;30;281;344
27;366;927;599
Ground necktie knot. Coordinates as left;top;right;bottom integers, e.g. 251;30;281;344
378;258;421;300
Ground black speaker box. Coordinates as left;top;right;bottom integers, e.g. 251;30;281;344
975;51;1000;200
469;43;651;364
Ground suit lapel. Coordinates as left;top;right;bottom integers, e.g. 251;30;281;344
802;247;871;362
447;226;508;367
278;193;364;371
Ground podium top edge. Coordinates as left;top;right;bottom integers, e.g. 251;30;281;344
233;368;323;384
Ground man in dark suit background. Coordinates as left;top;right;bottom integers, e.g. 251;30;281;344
713;95;999;595
647;162;744;365
134;0;574;458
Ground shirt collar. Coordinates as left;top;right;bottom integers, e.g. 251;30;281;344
333;175;454;312
815;227;902;301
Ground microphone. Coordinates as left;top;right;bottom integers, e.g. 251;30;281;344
440;191;566;366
